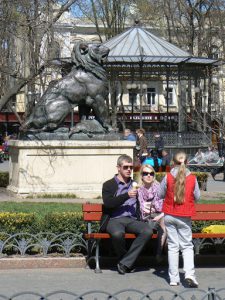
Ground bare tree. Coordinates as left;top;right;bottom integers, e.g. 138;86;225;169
73;0;133;42
134;0;225;131
0;0;78;120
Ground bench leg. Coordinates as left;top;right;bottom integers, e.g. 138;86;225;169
95;239;102;273
85;239;96;269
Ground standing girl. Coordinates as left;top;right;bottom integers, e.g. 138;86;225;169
159;151;200;287
137;164;167;261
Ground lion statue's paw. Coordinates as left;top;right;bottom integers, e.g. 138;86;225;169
69;119;106;137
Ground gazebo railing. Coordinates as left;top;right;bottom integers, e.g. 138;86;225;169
146;131;212;147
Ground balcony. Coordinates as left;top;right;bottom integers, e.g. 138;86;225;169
117;105;157;113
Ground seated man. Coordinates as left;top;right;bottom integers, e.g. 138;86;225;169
102;154;153;274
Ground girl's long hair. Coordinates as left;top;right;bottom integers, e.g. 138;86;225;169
173;151;187;204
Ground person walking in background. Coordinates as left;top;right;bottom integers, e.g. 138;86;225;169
161;149;171;172
123;128;136;141
102;154;153;275
159;151;200;288
136;128;148;163
137;164;167;262
142;149;162;172
154;133;164;158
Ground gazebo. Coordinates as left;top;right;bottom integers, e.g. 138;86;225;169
103;22;218;131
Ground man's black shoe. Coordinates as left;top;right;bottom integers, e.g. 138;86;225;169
117;263;128;275
211;172;216;180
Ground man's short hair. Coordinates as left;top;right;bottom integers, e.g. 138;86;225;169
124;128;131;134
117;154;133;166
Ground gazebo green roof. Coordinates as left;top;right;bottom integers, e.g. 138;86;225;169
104;24;217;66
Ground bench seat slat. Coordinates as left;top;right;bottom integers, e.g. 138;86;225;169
85;233;158;239
192;214;225;221
84;233;225;239
193;233;225;238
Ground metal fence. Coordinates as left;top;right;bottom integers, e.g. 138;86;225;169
0;231;224;258
146;132;212;148
0;287;224;299
0;232;87;257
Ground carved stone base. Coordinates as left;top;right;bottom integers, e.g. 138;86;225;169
20;120;119;141
8;140;135;198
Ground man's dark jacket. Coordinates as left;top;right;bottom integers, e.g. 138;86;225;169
100;177;140;232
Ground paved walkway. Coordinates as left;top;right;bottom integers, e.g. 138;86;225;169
0;162;225;296
0;267;225;296
0;161;224;202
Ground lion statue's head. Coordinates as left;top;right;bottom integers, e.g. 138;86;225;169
71;42;110;80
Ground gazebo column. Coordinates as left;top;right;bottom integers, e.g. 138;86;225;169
178;79;187;132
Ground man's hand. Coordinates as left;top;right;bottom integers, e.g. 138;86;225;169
128;189;138;198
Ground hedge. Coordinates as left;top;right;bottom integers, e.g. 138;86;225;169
0;212;85;235
0;211;223;236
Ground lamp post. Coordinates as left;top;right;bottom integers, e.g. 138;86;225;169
126;83;137;130
139;83;147;128
162;89;169;124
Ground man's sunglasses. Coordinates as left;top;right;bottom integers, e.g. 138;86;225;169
122;165;133;170
142;171;155;177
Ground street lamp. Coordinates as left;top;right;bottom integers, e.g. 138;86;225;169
26;91;40;119
126;83;148;129
126;83;138;130
139;83;147;128
162;89;169;123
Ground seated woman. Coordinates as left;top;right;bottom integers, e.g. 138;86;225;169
137;164;167;261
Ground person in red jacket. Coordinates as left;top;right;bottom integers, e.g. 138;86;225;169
159;151;200;288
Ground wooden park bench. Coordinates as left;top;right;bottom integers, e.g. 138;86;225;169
82;203;225;273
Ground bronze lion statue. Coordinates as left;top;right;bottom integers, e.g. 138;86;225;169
20;42;112;133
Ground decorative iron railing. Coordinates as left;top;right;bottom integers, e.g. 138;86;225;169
146;132;211;147
0;287;224;299
0;232;224;258
0;232;87;257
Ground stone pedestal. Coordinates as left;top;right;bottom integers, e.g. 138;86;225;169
8;140;135;198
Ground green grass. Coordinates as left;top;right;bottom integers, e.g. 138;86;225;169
0;199;224;218
0;202;82;218
199;199;225;204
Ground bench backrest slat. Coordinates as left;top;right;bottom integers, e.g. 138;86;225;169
82;203;102;212
83;212;102;221
82;203;225;222
195;204;225;212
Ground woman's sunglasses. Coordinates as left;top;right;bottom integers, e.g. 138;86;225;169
142;171;155;177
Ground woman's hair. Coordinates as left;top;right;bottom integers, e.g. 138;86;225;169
136;128;145;135
173;151;187;204
137;164;157;186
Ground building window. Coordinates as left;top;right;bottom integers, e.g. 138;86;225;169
129;92;137;105
147;88;156;105
165;87;173;105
